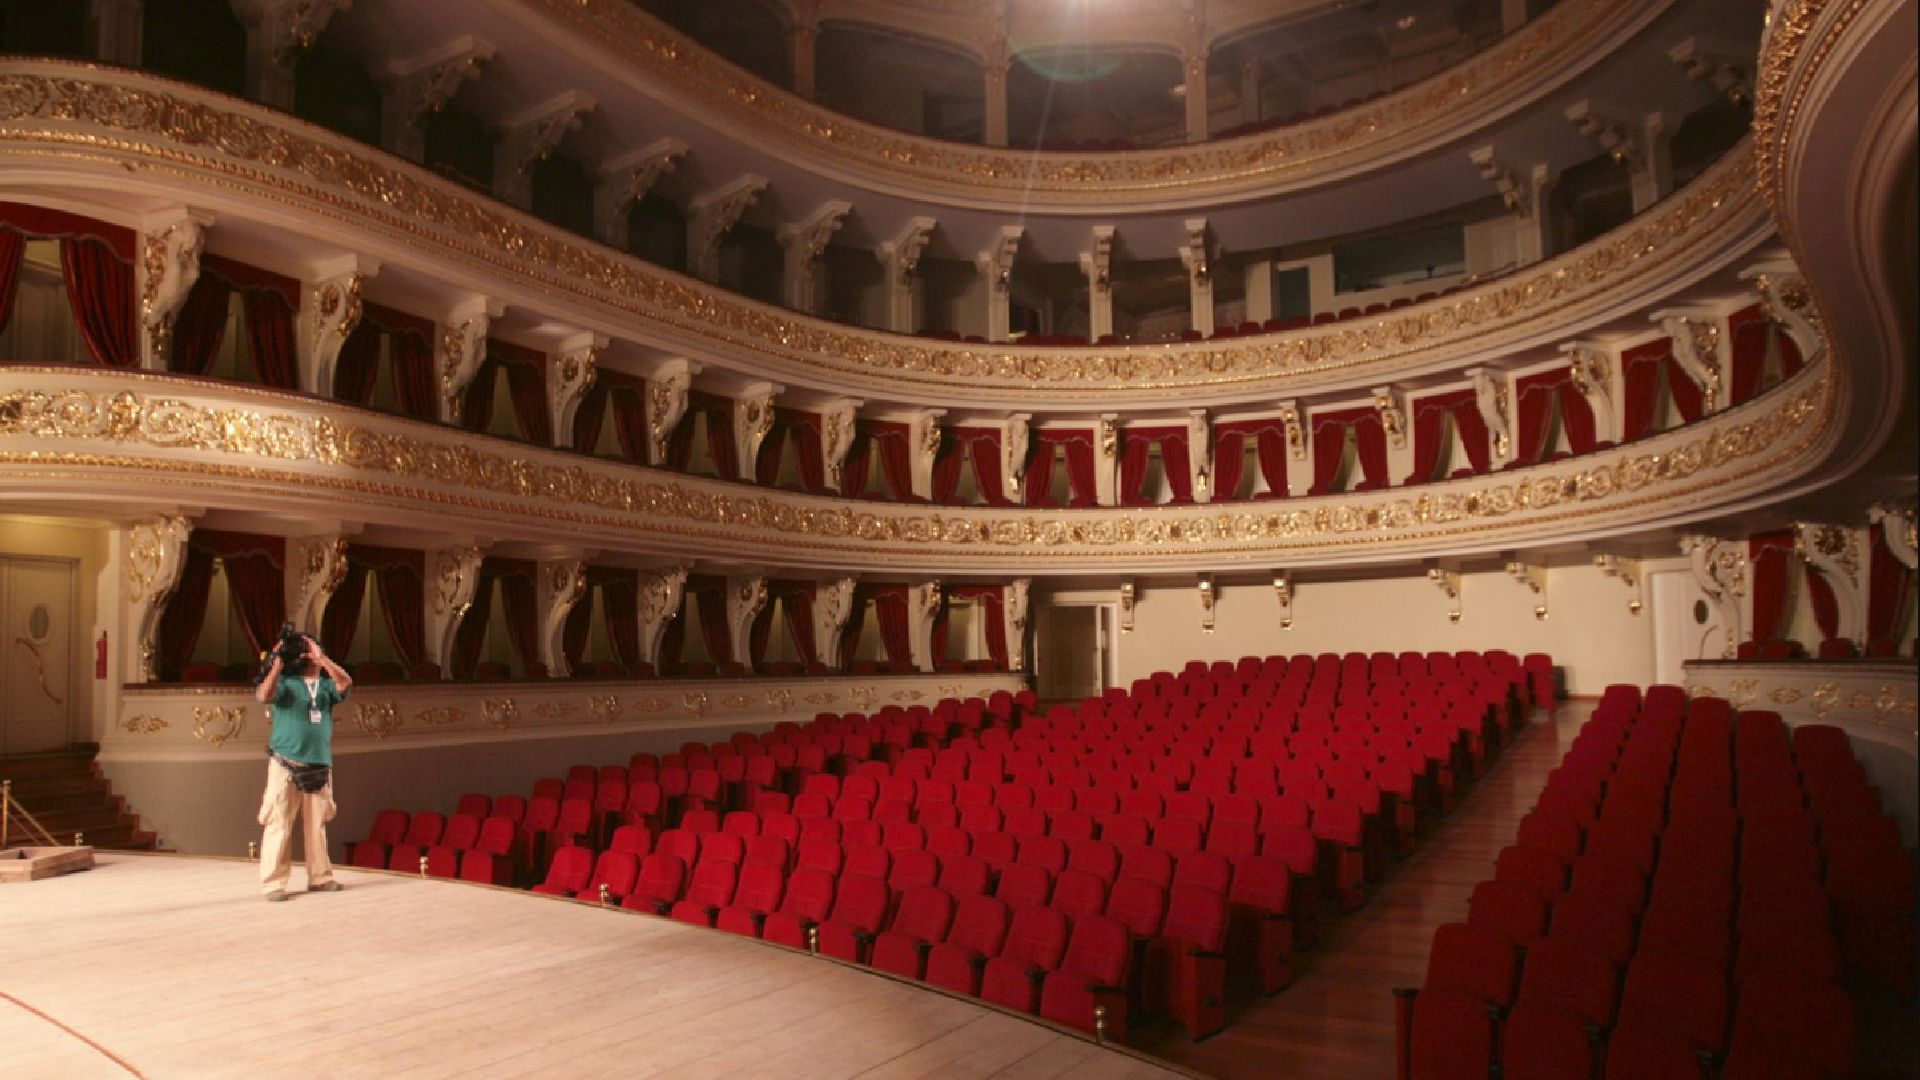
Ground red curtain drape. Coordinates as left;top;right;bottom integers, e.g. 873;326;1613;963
1309;409;1363;493
320;561;368;658
1804;564;1840;642
0;228;22;335
503;354;551;446
1118;427;1192;505
1254;428;1289;499
870;584;912;665
707;398;740;480
932;435;965;503
461;358;501;434
1748;532;1796;644
334;319;382;406
754;412;791;487
750;580;817;668
1453;397;1491;473
1559;381;1597;453
562;583;596;672
496;560;543;676
964;433;1005;504
1354;416;1388;490
873;425;918;500
366;548;426;671
1119;435;1152;505
944;584;1006;670
61;237;137;368
692;579;734;671
1212;429;1246;501
1063;436;1099;507
451;574;495;679
1621;340;1704;441
838;591;868;671
609;377;649;463
1161;432;1192;503
242;288;298;389
789;412;827;493
841;432;873;498
1022;441;1057;507
1405;397;1456;484
601;570;639;673
1514;372;1562;463
934;427;1002;504
573;382;608;455
169;273;231;377
1729;305;1769;406
191;531;286;658
153;545;215;681
357;304;437;421
1867;524;1914;651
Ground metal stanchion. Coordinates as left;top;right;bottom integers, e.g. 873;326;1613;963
1094;1005;1108;1045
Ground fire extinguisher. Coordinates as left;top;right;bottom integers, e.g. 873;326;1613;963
96;631;108;679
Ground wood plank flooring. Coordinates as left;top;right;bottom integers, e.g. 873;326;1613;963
0;856;1182;1080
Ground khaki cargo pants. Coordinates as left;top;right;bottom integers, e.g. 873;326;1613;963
258;757;337;894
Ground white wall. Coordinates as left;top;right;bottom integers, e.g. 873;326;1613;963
1053;560;1674;697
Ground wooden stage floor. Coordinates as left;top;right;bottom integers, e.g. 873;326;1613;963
0;855;1183;1080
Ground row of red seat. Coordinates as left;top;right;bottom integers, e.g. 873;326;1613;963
347;649;1549;1046
1397;684;1908;1079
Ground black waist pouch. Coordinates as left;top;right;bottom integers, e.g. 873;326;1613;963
271;751;332;793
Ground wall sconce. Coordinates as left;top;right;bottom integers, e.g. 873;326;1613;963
1197;574;1215;633
1273;571;1293;631
1118;580;1135;634
1428;566;1462;624
1593;554;1643;615
1506;560;1548;620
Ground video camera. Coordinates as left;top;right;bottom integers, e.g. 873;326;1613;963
256;622;307;682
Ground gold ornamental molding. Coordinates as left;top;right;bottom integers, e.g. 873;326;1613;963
0;357;1835;572
0;64;1769;403
1752;0;1871;223
516;0;1672;203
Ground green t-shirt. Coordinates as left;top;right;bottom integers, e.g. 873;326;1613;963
266;675;347;766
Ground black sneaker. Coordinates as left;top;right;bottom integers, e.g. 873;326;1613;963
309;881;343;892
265;890;289;902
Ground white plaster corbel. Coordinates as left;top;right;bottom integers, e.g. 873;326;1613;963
1653;308;1727;413
493;91;596;209
591;137;687;247
1277;400;1306;460
732;382;783;483
1738;259;1822;360
1003;413;1030;502
436;296;497;425
637;567;689;670
534;559;587;677
1005;578;1031;671
687;174;769;283
1505;560;1549;620
377;36;494;161
298;253;377;397
908;580;943;673
820;399;861;493
1669;38;1753;106
1680;533;1746;657
425;544;486;677
1794;523;1868;643
1592;554;1645;615
548;333;604;448
1428;565;1463;624
877;217;936;333
1178;218;1214;337
1371;386;1407;450
977;226;1024;342
778;200;853;313
288;535;350;636
1078;225;1116;341
1869;502;1918;570
124;514;193;683
642;358;697;466
814;576;857;669
725;575;769;672
1118;579;1136;634
137;211;207;371
1188;409;1213;503
1467;367;1513;461
910;409;946;500
1558;341;1618;443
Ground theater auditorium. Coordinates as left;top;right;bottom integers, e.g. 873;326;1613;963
0;0;1913;1076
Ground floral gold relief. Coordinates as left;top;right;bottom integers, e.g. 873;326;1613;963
191;706;246;748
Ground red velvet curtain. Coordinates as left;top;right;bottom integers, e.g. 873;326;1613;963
1405;394;1460;484
1022;440;1057;507
367;548;426;671
1354;415;1388;490
841;432;873;498
1804;564;1840;642
1559;381;1598;452
935;428;1001;504
1119;434;1153;505
601;570;640;674
609;377;649;463
838;590;868;671
61;237;137;368
754;412;791;486
1254;429;1289;499
1063;436;1099;507
1867;524;1914;651
1119;427;1192;505
932;435;966;503
693;579;734;671
503;354;551;446
1212;429;1246;501
1161;431;1192;503
1514;372;1562;463
451;574;495;679
169;273;231;377
1748;532;1797;644
191;530;286;658
1453;397;1491;473
320;561;368;658
945;584;1006;670
789;411;827;493
242;289;299;389
1621;340;1704;440
334;319;382;406
965;433;1006;504
153;545;215;681
562;583;596;671
1310;409;1366;493
496;560;543;676
0;228;22;335
360;304;437;421
573;381;609;455
870;584;912;665
461;358;502;434
750;580;817;668
707;398;740;480
1728;305;1769;406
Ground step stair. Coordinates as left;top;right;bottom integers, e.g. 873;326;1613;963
1;744;160;851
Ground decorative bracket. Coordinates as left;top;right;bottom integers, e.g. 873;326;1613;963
1188;410;1213;502
1869;502;1918;570
425;544;485;677
138;212;207;370
877;217;936;332
1178;217;1214;337
814;577;857;670
1002;414;1029;501
1005;579;1030;671
436;296;496;425
592;137;687;247
1468;145;1533;216
1653;308;1727;413
1428;565;1463;624
548;333;603;448
1738;259;1822;359
492;91;595;206
820;398;861;492
1592;554;1645;615
1372;386;1407;450
298;254;376;397
378;35;494;159
1277;400;1306;460
1565;100;1644;171
1794;523;1867;643
1197;574;1216;634
1680;533;1746;657
1669;38;1752;105
125;515;193;683
732;382;783;483
1558;341;1618;442
1118;579;1136;634
1505;560;1548;620
1273;571;1294;631
978;226;1024;295
910;409;946;500
288;535;350;636
1078;226;1116;294
1466;367;1513;461
725;575;769;672
642;358;697;466
637;567;689;670
687;174;769;282
778;200;853;312
908;580;943;673
534;559;587;677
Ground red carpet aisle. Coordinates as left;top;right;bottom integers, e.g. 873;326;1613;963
0;855;1185;1080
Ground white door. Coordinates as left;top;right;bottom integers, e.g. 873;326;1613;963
1651;569;1724;686
1;557;77;755
1035;604;1106;702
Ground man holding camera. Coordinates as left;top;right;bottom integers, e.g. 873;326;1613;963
255;628;353;901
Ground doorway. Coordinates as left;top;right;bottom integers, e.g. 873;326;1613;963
1035;603;1109;702
1;556;78;754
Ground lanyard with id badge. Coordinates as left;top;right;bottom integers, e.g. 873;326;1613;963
305;678;323;724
